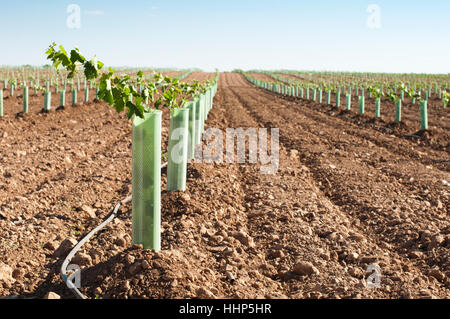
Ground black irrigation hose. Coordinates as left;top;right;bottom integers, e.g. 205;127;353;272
60;162;168;299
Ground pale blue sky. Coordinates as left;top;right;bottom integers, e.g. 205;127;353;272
0;0;449;73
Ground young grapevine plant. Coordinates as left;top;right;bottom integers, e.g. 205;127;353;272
46;43;216;119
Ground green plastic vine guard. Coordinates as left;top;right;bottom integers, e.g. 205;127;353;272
327;91;331;104
72;89;77;105
132;110;162;251
10;85;14;97
313;89;317;101
306;88;310;100
359;96;365;114
318;90;323;104
336;91;341;108
0;91;3;117
60;90;66;107
346;94;351;110
204;90;210;116
210;87;214;110
375;98;381;118
23;86;29;114
3;80;6;89
420;101;428;130
199;94;206;135
194;98;202;145
207;89;212;114
84;88;89;103
167;108;190;192
186;101;196;160
300;88;304;99
44;91;51;111
395;100;402;122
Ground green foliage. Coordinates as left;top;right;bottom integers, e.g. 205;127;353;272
45;43;216;119
46;42;104;80
443;90;450;106
367;86;384;99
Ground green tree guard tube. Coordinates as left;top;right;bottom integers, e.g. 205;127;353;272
202;94;207;132
132;110;162;251
420;100;428;130
0;91;3;117
300;88;304;99
60;90;66;107
207;89;212;114
327;90;331;104
72;89;77;105
46;81;50;92
359;96;365;114
194;98;202;145
312;89;317;101
10;84;14;97
186;101;196;160
395;100;402;122
44;91;51;111
375;98;381;118
425;91;428;101
84;88;89;103
167;108;189;192
401;91;404;101
3;80;6;89
23;86;29;114
204;90;209;116
346;94;351;110
336;91;341;108
306;88;310;100
318;89;323;104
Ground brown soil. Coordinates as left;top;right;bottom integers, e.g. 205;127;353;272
0;73;448;300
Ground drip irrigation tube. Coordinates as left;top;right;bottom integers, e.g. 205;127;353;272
60;162;168;299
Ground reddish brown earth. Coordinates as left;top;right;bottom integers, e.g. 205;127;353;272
0;73;449;299
183;72;215;83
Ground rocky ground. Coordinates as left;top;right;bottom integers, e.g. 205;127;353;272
0;72;448;299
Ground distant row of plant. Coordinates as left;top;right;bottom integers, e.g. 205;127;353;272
236;70;447;131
